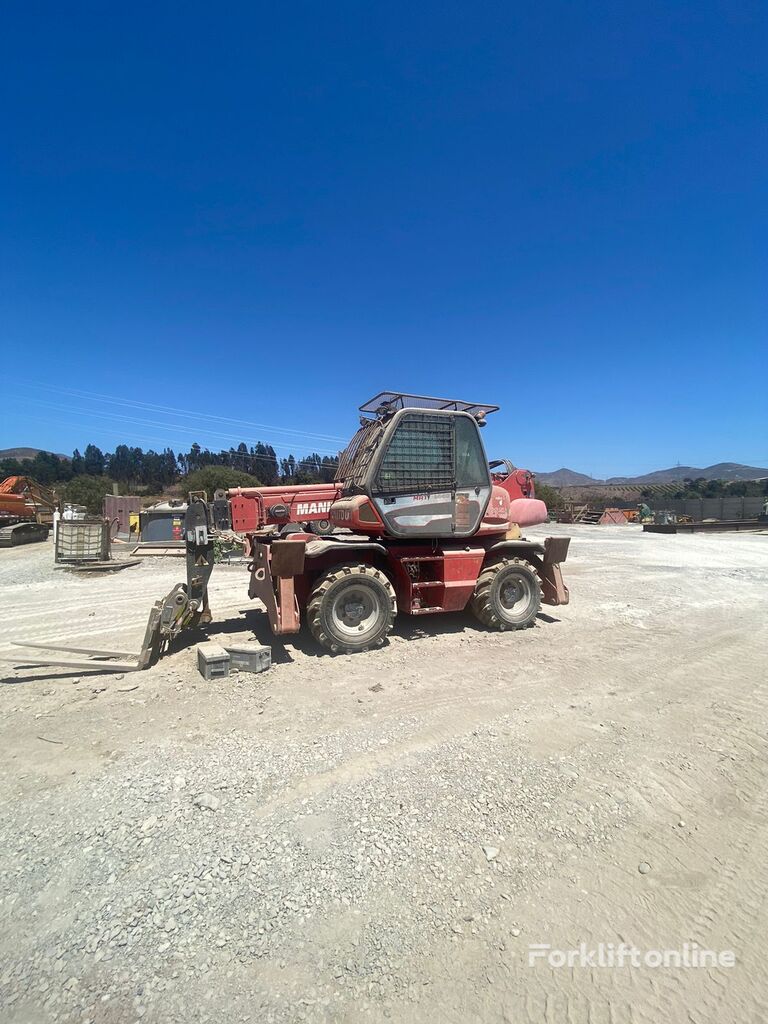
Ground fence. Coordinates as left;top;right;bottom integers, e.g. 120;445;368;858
648;496;765;521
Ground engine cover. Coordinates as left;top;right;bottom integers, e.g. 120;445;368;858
508;497;548;527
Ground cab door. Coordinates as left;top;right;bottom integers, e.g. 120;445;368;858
453;414;492;536
368;411;491;538
370;412;455;537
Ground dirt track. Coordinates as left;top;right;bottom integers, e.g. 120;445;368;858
1;525;767;1023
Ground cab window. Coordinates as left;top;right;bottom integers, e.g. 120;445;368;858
375;413;454;495
455;416;489;489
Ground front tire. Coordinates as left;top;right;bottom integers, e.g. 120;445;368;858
471;558;541;631
307;564;396;653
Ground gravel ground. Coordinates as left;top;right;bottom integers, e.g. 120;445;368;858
0;526;767;1023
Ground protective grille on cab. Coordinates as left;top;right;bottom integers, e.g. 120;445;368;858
335;418;384;492
375;414;454;495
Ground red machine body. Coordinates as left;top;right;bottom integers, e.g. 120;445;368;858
248;530;570;640
490;461;535;497
228;483;341;532
235;393;569;655
0;489;34;523
227;461;544;535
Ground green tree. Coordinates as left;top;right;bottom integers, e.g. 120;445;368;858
701;478;725;498
320;455;339;483
161;448;178;485
83;444;105;475
295;452;322;483
533;482;562;510
280;455;296;482
232;442;250;472
62;475;114;514
25;451;70;484
0;457;25;477
186;443;202;473
184;466;261;497
252;443;279;485
108;444;134;482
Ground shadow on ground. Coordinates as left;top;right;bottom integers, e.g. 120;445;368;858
0;605;562;684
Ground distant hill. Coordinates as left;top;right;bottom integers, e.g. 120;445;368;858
0;447;70;461
606;463;768;485
535;462;768;487
534;468;599;486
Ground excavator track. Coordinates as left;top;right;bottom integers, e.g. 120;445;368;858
0;522;50;547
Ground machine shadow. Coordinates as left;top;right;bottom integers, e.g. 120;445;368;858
0;668;99;685
391;611;476;641
171;608;300;665
2;607;563;683
392;609;558;641
170;605;560;665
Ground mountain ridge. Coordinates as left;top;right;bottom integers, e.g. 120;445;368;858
2;449;766;486
535;462;768;486
0;447;70;461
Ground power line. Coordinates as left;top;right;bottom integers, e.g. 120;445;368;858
9;396;343;457
0;424;339;473
13;379;349;444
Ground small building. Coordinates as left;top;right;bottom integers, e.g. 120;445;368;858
103;494;142;540
139;501;187;542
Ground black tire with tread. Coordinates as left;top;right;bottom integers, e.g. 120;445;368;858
307;563;396;653
470;557;542;631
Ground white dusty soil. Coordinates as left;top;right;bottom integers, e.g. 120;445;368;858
0;525;767;1023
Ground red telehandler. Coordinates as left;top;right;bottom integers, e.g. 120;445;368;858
7;393;570;671
246;393;569;652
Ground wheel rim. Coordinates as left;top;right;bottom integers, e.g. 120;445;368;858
497;571;535;620
329;585;380;638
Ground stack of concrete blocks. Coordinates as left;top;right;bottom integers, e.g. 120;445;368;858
197;641;271;680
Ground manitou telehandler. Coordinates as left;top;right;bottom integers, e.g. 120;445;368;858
7;393;570;671
246;392;569;652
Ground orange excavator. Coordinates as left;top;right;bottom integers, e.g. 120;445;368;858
0;477;59;546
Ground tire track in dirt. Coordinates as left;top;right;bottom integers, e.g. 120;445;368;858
361;619;768;1024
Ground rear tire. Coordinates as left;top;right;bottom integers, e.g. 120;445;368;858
471;558;541;631
308;519;333;536
307;564;396;653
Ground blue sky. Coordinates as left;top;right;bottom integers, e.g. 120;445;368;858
1;1;766;477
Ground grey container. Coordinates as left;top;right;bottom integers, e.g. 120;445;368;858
225;644;272;674
197;643;230;680
139;506;187;542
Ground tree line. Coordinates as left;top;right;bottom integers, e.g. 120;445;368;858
0;441;340;489
667;477;768;499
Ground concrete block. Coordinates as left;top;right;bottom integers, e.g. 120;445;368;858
224;643;271;674
197;642;230;681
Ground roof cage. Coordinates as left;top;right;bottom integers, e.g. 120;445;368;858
359;392;500;419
